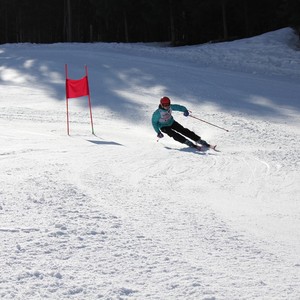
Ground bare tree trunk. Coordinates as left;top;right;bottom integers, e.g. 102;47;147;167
4;2;9;42
16;9;22;42
243;0;250;36
221;0;228;40
169;0;176;45
124;10;129;42
90;24;93;42
64;0;72;42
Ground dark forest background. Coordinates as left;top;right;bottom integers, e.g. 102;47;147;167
0;0;299;46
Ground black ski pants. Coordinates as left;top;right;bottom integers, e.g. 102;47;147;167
161;121;200;144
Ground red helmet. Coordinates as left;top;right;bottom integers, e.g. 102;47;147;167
160;96;171;106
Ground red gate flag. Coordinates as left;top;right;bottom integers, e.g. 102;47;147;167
65;64;94;135
66;76;89;98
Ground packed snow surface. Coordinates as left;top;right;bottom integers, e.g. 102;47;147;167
0;27;300;299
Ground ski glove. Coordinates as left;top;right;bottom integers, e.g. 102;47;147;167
157;132;164;138
183;110;189;117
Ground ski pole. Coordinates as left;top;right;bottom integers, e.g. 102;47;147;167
188;112;229;132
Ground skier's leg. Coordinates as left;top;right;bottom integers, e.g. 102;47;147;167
161;126;187;144
171;121;210;147
171;121;200;140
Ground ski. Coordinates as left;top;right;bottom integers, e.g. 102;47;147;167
195;144;218;152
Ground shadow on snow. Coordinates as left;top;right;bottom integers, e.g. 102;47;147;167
1;43;300;125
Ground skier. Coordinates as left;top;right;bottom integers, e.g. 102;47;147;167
152;96;212;149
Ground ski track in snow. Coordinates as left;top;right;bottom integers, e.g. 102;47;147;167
2;132;299;299
1;28;300;299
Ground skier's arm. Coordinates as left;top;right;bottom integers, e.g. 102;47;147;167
171;104;188;113
151;110;161;133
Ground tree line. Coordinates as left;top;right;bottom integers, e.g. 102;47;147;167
0;0;299;46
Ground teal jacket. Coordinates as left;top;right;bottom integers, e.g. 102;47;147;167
152;104;187;133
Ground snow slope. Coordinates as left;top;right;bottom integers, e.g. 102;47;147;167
0;27;300;299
